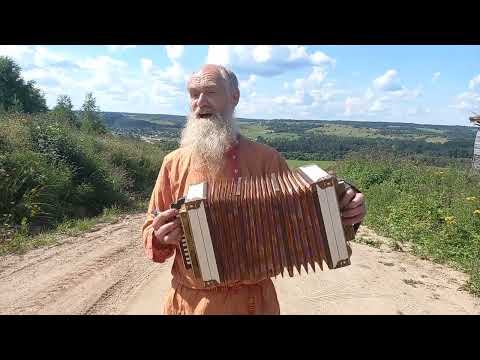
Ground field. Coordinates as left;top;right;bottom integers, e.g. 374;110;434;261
100;112;476;164
306;124;449;143
239;123;299;141
286;159;335;170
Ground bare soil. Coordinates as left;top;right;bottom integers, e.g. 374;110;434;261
1;214;478;315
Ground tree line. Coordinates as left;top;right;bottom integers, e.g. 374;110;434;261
0;56;106;135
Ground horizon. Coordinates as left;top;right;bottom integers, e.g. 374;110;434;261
97;110;478;129
1;45;479;127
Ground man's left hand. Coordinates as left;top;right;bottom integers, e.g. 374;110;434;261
339;188;366;225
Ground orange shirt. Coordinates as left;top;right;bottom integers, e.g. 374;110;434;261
142;134;290;314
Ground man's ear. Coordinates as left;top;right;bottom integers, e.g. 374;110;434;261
232;88;240;107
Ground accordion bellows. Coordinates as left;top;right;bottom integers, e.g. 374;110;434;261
176;165;354;287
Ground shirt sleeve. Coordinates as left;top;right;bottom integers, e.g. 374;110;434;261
142;159;176;263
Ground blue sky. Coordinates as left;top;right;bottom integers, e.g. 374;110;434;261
1;45;479;126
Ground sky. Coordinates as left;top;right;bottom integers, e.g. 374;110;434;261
0;45;479;126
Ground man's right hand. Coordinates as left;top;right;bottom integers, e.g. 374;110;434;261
152;208;183;246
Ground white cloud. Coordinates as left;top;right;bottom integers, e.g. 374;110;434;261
252;46;272;63
165;45;184;61
236;92;277;117
154;61;186;84
107;45;136;52
264;64;344;119
76;56;128;89
343;74;422;118
450;91;480;111
273;89;314;107
344;96;364;116
239;74;257;90
310;51;336;67
152;80;183;98
307;66;327;83
23;66;74;88
206;45;335;77
310;84;345;103
407;106;431;116
0;45;189;114
369;99;386;113
469;74;480;90
141;58;153;75
432;72;441;83
389;85;422;100
32;46;72;68
373;69;402;91
0;45;34;61
78;55;127;71
364;87;375;101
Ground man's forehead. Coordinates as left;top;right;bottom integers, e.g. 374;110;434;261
188;68;225;89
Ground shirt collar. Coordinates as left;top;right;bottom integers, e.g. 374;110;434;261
225;133;241;155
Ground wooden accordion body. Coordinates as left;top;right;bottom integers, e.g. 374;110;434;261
176;165;355;287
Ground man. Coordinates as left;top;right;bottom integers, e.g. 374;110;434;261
142;64;366;315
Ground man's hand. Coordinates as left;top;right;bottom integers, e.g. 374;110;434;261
152;208;183;246
339;188;366;226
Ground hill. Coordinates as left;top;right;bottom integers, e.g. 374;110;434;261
98;111;477;166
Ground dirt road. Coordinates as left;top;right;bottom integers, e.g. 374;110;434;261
1;213;478;315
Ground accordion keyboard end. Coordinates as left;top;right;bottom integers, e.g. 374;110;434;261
179;237;192;270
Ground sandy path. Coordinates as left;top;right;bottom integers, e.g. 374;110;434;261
1;213;478;315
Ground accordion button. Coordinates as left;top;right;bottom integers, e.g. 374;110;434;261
232;155;237;160
234;169;238;173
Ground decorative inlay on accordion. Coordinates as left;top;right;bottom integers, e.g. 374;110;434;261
174;165;355;287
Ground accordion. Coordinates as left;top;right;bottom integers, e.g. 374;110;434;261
173;165;355;287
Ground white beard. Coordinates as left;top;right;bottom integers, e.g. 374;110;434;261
180;112;239;177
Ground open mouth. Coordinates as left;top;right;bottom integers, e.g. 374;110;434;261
199;113;213;118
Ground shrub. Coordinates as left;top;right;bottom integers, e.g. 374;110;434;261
336;153;480;295
0;112;165;244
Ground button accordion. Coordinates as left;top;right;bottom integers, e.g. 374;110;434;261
173;165;355;287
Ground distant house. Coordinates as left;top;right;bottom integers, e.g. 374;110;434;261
470;115;480;170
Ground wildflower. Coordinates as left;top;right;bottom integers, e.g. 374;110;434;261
474;210;480;216
466;197;477;201
444;216;456;225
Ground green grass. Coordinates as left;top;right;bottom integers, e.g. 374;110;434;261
239;124;269;138
424;136;448;144
0;112;165;250
147;118;176;126
0;200;148;256
307;124;383;138
240;124;300;141
414;127;445;134
267;132;300;140
287;159;335;170
307;124;448;143
336;154;480;296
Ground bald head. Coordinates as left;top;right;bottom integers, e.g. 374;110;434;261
193;64;239;93
187;64;240;119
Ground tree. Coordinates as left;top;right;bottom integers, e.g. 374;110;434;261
0;56;48;114
80;92;106;134
52;95;78;127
